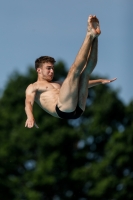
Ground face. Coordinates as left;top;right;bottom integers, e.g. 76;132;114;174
37;62;54;81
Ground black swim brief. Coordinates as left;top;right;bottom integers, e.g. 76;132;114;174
55;105;83;119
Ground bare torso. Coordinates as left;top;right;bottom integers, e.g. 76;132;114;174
33;80;62;117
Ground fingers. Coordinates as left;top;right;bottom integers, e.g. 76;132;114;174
25;120;35;128
102;77;117;84
25;123;34;128
110;77;117;82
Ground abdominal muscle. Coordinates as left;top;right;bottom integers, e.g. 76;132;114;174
35;88;60;118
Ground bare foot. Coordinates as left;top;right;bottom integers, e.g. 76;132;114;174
87;15;101;37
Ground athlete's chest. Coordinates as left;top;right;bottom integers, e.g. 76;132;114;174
36;82;61;93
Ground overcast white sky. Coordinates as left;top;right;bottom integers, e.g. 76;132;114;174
0;0;132;104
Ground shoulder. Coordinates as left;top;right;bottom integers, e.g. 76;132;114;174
26;82;38;93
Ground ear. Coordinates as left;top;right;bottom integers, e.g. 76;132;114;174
37;68;41;74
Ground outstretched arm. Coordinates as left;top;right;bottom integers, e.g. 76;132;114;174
88;78;117;88
25;84;39;128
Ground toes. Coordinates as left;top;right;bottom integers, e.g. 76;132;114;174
88;15;92;20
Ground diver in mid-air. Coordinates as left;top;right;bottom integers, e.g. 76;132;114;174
25;15;116;128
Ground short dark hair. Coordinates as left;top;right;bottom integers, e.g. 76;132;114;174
35;56;56;70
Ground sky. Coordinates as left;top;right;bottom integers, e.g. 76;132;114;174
0;0;132;104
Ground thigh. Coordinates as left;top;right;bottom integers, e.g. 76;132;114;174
57;74;80;112
78;72;90;111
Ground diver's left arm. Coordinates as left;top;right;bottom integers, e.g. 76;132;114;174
88;78;117;88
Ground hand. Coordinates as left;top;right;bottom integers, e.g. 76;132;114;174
101;77;117;84
25;118;39;128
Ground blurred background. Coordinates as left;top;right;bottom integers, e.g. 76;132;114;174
0;1;133;200
0;0;133;104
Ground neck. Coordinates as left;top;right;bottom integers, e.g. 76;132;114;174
37;76;52;82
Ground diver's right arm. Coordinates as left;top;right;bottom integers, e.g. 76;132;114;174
25;84;38;128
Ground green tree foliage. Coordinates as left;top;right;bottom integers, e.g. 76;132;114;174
0;61;133;200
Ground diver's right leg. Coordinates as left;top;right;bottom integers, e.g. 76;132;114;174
78;37;98;111
57;15;100;112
